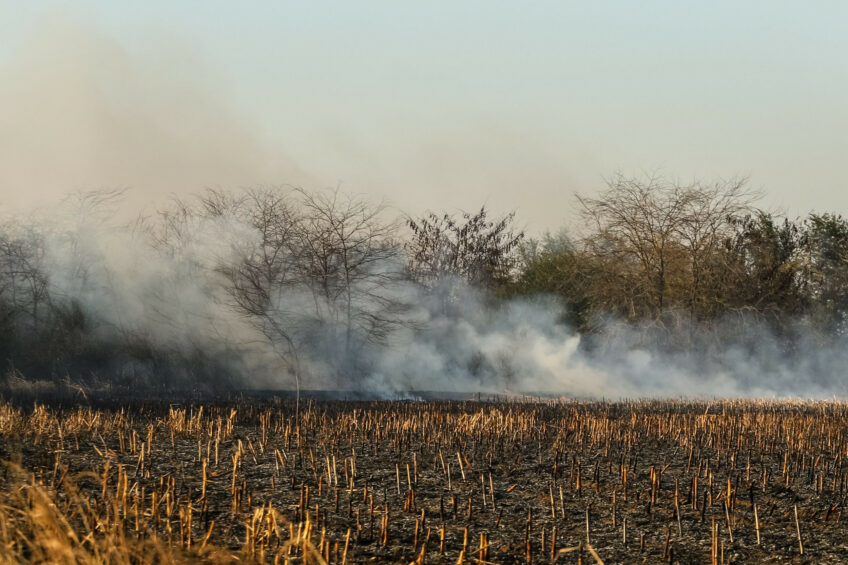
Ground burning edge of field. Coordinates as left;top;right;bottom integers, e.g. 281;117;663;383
1;376;843;409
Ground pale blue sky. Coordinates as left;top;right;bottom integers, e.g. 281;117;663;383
1;2;847;229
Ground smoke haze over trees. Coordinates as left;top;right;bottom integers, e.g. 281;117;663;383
4;176;848;398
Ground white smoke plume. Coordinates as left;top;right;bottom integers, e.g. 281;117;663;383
371;285;848;400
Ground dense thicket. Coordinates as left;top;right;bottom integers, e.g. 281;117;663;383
1;177;847;391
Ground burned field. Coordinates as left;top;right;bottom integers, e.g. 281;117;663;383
1;398;847;564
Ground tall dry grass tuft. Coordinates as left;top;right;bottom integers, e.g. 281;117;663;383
0;462;322;564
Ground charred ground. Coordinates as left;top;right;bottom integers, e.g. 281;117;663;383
0;397;845;563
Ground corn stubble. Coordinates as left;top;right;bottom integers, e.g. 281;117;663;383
0;398;845;563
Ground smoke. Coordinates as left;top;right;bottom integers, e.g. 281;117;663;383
0;15;601;233
2;188;847;399
28;192;279;389
1;20;845;398
370;284;848;399
0;18;311;211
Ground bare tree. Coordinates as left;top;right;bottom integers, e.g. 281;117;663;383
213;187;408;404
0;223;48;334
213;189;305;407
675;178;756;320
577;174;755;324
293;188;406;354
578;174;691;320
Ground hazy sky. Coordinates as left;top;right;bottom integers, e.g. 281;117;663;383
2;2;847;230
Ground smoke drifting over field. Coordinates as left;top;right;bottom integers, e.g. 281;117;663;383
374;289;848;399
3;22;847;400
0;189;846;401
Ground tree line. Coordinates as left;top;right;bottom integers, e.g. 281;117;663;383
0;175;847;390
512;175;848;347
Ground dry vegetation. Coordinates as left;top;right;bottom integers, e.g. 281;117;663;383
1;397;847;564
